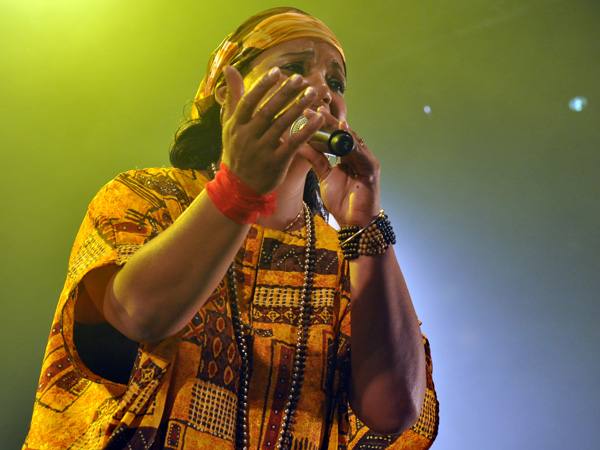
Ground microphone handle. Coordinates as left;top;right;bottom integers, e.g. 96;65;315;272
290;116;355;157
312;129;354;157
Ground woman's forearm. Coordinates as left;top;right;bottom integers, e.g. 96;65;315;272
349;247;426;434
104;190;251;342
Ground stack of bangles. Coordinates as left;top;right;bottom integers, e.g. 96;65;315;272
338;211;396;260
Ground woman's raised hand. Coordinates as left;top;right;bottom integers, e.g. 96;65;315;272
220;65;326;194
298;108;382;227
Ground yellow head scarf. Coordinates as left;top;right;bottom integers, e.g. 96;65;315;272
191;8;345;119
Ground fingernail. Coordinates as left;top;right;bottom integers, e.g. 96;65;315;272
317;106;326;114
302;87;316;97
268;67;280;79
289;74;302;86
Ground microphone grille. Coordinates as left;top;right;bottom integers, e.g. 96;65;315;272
290;115;308;135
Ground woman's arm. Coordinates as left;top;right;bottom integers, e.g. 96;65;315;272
101;191;251;342
300;110;426;434
80;67;325;343
348;247;426;435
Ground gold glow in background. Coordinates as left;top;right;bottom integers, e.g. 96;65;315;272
1;1;598;448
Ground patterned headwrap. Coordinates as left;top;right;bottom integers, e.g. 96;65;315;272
191;7;345;119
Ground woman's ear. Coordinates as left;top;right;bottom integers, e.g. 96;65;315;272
215;84;227;106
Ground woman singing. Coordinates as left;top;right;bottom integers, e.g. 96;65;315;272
24;7;438;450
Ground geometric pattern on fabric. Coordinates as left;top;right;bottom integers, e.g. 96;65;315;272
117;170;193;209
67;224;114;280
258;237;339;275
116;243;141;265
102;425;160;450
410;334;439;441
351;431;398;450
255;341;296;449
181;284;230;347
258;238;307;272
23;167;438;450
410;388;439;441
37;370;90;413
125;359;163;417
188;379;237;441
253;285;335;309
192;307;240;391
251;304;333;326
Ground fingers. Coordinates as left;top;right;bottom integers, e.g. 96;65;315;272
260;86;320;144
287;109;326;149
233;67;283;124
297;139;332;181
304;107;341;129
308;108;380;178
253;77;320;141
231;67;320;139
222;66;245;122
258;73;305;117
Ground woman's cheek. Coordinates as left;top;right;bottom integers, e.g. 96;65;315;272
330;100;347;122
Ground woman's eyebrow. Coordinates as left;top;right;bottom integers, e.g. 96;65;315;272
332;60;346;79
276;50;346;78
277;49;315;59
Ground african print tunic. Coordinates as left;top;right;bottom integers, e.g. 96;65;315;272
24;168;438;450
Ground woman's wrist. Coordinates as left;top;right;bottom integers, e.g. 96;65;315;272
205;162;278;224
336;208;382;228
338;211;396;260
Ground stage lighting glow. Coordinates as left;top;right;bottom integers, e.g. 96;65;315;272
569;96;588;112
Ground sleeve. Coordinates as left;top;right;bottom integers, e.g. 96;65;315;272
25;169;195;450
67;170;179;282
336;260;439;450
62;168;195;380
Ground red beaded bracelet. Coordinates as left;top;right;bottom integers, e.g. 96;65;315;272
205;162;277;224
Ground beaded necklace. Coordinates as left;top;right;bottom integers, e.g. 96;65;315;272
228;202;315;450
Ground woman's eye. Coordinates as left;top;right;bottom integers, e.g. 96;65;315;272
329;78;346;94
280;62;305;75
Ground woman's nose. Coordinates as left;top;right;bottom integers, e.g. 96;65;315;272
320;88;332;105
307;73;332;105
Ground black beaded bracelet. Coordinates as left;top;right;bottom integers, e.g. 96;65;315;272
338;211;396;260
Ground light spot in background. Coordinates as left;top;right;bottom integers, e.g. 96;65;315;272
424;105;432;114
569;96;588;112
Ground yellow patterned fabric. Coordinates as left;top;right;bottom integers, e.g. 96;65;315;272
24;167;438;450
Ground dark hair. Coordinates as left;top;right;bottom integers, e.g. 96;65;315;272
169;98;222;173
169;8;328;217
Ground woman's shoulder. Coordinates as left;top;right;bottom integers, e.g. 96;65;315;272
95;167;208;200
86;167;210;219
112;167;210;190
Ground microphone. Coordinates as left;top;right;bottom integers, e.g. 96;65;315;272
290;116;355;157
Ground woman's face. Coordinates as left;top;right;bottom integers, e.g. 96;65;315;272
242;37;347;121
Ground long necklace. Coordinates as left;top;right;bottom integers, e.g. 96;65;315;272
228;202;315;450
283;205;305;232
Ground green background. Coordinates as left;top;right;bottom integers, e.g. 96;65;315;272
1;0;598;448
